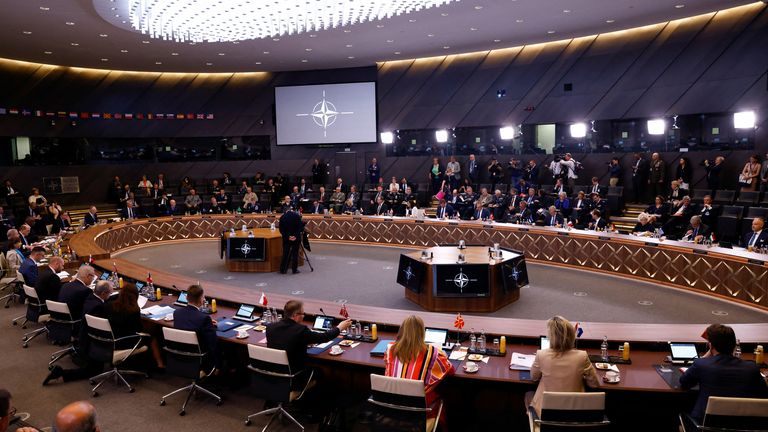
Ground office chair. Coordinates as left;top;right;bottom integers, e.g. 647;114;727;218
44;300;81;369
0;254;22;307
365;374;442;432
528;392;610;432
244;344;314;431
84;314;148;397
679;396;768;432
160;327;222;416
18;285;49;348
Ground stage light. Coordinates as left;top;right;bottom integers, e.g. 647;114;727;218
569;123;587;138
435;129;449;143
496;89;506;99
647;119;666;135
499;126;515;140
380;131;394;144
734;111;756;129
122;0;458;42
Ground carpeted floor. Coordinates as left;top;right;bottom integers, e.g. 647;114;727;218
115;241;768;325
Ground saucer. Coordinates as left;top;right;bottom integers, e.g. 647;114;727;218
329;350;344;356
463;366;479;374
595;363;611;370
235;334;248;339
467;354;483;361
602;376;620;384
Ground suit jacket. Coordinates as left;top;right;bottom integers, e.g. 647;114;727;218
58;280;92;320
121;206;141;219
742;230;768;248
467;159;478;182
6;249;24;271
516;208;533;223
650;159;666;183
667;187;689;202
683;223;711;241
36;266;62;304
165;205;183;216
83;212;98;226
472;208;490;220
587;184;607;197
679;354;768;423
589;217;608;230
174;305;219;366
279;210;304;240
309;204;325;214
103;302;142;341
266;317;340;372
374;203;389;216
19;257;39;287
544;214;564;227
530;349;599;416
434;204;455;219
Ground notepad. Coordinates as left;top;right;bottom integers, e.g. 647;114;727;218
509;352;535;370
370;339;394;357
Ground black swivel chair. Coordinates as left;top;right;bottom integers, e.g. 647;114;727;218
244;344;314;431
365;374;442;432
45;300;81;368
160;327;222;416
84;314;148;396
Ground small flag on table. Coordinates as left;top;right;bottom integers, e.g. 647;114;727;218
147;273;153;285
575;322;584;338
454;313;465;330
340;303;349;319
88;254;94;264
259;292;268;307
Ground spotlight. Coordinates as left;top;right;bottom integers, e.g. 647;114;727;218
380;131;394;144
647;119;666;135
496;89;506;99
435;129;449;143
569;123;587;138
734;111;756;129
499;126;515;140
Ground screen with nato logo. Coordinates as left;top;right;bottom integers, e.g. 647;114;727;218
275;82;377;145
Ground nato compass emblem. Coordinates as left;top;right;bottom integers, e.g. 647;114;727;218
510;266;520;281
403;265;415;282
295;90;354;137
445;267;477;294
239;242;252;256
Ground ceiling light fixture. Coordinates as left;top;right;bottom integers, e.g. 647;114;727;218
606;19;615;23
121;49;129;52
22;31;32;35
44;51;53;54
734;111;756;129
570;123;587;138
65;21;75;26
675;4;685;8
99;33;109;37
493;39;501;42
499;126;515;140
39;6;50;11
547;30;556;34
155;61;162;64
101;58;109;62
70;42;80;46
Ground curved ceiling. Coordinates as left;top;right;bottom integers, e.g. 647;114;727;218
0;0;755;73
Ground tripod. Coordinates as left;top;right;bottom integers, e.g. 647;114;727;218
298;241;314;272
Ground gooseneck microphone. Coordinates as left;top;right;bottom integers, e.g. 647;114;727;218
319;308;327;316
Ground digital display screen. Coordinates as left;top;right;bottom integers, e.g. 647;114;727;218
670;343;698;360
396;255;424;293
227;237;266;261
275;82;377;145
500;254;529;293
236;304;256;318
425;328;448;345
434;264;490;297
313;316;334;331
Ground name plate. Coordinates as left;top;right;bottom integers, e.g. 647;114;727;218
384;218;393;222
598;236;611;241
483;224;494;229
644;242;656;247
692;249;707;255
448;221;458;226
323;215;333;219
147;218;157;222
518;228;529;232
125;222;133;226
557;232;569;236
172;217;182;221
352;216;362;221
201;215;211;219
748;259;765;265
414;219;425;223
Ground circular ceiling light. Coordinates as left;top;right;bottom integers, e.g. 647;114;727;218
106;0;458;42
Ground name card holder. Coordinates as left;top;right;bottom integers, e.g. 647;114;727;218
557;231;569;236
414;219;425;223
748;259;765;265
598;236;611;241
483;224;494;229
692;249;707;255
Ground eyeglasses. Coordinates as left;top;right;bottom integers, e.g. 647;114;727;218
6;407;17;418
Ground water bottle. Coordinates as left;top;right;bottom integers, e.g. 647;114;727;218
601;336;609;361
734;339;742;358
479;330;486;352
263;308;272;324
469;329;477;351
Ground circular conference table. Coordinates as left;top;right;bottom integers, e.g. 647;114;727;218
66;214;768;430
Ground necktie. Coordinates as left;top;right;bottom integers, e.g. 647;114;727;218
749;232;758;247
551;217;555;226
128;208;132;218
693;228;698;238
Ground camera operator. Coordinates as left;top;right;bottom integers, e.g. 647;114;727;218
508;158;523;191
558;153;580;189
279;208;305;275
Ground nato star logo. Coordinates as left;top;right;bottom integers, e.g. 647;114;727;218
296;90;354;137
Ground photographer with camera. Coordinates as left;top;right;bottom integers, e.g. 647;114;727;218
703;156;724;196
558;153;580;190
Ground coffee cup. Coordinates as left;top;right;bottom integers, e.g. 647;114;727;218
605;371;619;382
236;330;248;338
331;345;343;354
464;361;478;372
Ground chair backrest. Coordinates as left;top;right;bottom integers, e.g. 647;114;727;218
46;300;78;343
539;392;608;430
721;206;744;218
703;396;768;431
85;314;116;363
246;344;293;403
23;284;46;321
23;284;39;301
367;374;430;431
162;327;204;380
45;300;74;321
746;207;768;219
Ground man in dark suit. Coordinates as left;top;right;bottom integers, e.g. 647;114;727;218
373;196;389;216
631;153;650;204
36;256;65;304
588;209;608;231
308;200;324;214
20;246;46;287
679;324;768;426
466;154;478;187
667;180;689;206
471;202;490;221
543;206;564;228
587;177;607;197
488;190;509;221
434;199;454;219
83;206;99;227
174;284;219;370
267;300;351;379
663;196;693;238
698;195;720;231
121;199;141;219
279;209;304;274
165;199;183;216
743;217;768;249
58;265;97;321
367;158;380;185
682;216;712;243
514;200;533;224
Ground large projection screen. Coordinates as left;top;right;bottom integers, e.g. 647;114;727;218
275;82;377;145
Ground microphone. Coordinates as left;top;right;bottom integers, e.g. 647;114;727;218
319;308;327;316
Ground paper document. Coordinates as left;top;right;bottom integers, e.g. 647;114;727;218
141;305;175;319
449;350;467;361
509;352;536;370
137;295;148;309
56;271;71;279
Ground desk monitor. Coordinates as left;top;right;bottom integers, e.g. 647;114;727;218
425;328;448;346
235;304;257;321
174;291;188;307
540;336;550;350
669;342;699;361
434;264;490;297
396;254;424;293
313;316;334;331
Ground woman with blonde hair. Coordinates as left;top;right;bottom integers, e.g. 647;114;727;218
384;315;454;417
526;316;599;417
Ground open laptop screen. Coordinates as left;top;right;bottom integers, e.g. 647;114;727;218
176;291;188;305
669;342;698;360
236;304;256;319
313;316;334;331
424;328;448;346
540;336;550;350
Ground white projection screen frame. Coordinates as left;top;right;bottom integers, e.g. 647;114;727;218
275;82;378;145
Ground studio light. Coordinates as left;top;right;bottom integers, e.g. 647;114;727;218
734;111;756;129
647;119;666;135
499;126;515;140
569;123;587;138
123;0;458;42
380;131;394;144
435;129;449;143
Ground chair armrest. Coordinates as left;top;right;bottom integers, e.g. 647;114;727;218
136;332;151;337
114;333;143;343
678;412;701;432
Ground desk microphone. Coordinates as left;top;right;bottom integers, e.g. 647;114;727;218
319;308;327;316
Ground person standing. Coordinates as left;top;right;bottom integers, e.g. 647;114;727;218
466;154;478;188
740;154;761;192
367;158;381;185
446;156;461;191
428;158;443;196
608;157;623;187
558;154;578;190
279;209;304;274
705;156;724;197
632;153;650;204
311;159;324;185
649;153;666;201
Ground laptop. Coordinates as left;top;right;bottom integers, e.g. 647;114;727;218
425;327;454;351
540;336;550;350
99;272;111;281
173;291;189;307
233;304;258;322
668;342;699;364
216;319;240;333
370;339;395;357
312;315;334;332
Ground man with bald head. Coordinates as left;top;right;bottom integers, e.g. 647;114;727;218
54;401;100;432
59;265;97;321
83;206;98;227
36;256;66;304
